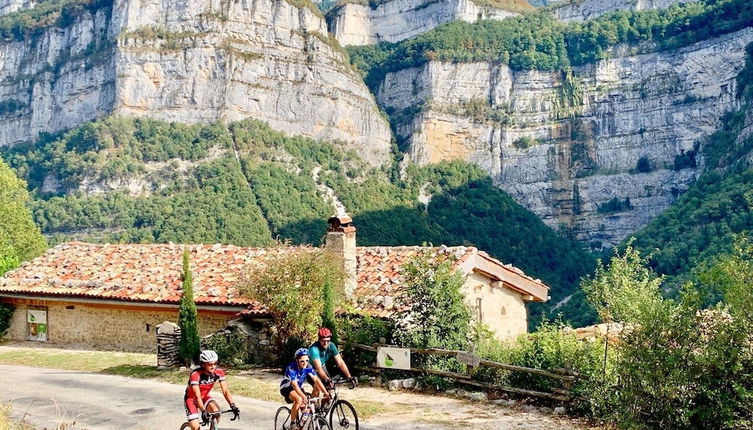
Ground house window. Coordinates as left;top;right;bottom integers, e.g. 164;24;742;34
500;306;507;316
27;307;48;342
476;298;483;322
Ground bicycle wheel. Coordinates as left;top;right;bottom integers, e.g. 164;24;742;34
306;416;330;430
275;406;292;430
179;421;192;430
329;400;358;430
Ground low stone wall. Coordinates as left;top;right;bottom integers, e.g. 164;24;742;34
5;300;234;352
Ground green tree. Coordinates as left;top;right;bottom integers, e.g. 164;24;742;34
583;244;753;428
178;248;200;365
0;157;46;275
393;250;470;350
581;242;664;325
321;280;339;345
242;247;344;346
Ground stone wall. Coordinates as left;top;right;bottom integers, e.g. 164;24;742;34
462;272;527;342
5;300;234;352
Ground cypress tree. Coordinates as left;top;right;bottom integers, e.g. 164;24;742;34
178;248;200;365
321;280;339;345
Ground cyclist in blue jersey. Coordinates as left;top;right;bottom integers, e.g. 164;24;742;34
280;348;329;430
309;327;357;389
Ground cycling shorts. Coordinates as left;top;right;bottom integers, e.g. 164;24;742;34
184;395;217;421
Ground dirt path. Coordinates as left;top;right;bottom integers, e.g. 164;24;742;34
0;345;594;429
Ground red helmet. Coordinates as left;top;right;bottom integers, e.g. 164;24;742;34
318;327;332;339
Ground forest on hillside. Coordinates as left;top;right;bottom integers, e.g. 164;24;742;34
0;118;595;324
348;0;752;91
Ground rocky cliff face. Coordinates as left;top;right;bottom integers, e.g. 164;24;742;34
377;28;753;247
0;0;393;166
549;0;688;23
0;0;35;16
328;0;523;46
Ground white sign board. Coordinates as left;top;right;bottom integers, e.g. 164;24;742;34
456;352;480;367
376;347;411;370
27;309;48;342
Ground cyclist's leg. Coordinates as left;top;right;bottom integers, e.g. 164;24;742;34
288;390;305;427
184;397;202;430
205;398;220;423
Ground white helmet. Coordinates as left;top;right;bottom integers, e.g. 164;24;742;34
200;350;219;363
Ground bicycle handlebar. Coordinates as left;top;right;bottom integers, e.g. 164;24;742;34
331;377;357;389
202;409;239;425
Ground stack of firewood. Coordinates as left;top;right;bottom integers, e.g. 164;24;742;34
156;321;182;369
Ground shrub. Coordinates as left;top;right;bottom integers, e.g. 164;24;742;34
393;249;470;352
202;328;248;367
636;156;652;173
475;320;608;411
583;244;753;428
0;303;14;337
512;136;538;149
338;315;394;369
241;247;344;348
597;197;632;214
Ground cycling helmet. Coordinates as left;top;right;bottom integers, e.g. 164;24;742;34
318;327;332;339
294;348;310;359
200;350;219;363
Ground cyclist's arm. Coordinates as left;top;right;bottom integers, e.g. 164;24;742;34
218;379;234;406
333;354;353;380
311;374;329;397
311;357;329;381
291;380;307;399
191;385;206;411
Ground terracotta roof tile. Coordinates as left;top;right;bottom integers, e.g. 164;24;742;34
0;242;300;312
0;242;548;317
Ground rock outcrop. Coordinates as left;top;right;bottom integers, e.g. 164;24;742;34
0;0;393;166
377;28;753;247
328;0;526;46
0;0;35;16
549;0;688;23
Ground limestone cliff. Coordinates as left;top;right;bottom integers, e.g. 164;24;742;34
377;28;753;248
0;0;35;16
549;0;688;23
328;0;528;46
0;0;393;166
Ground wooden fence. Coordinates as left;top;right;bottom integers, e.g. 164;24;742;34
348;343;579;402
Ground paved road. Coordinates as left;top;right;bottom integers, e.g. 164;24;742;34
0;364;286;429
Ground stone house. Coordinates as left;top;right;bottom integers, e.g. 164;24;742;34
0;217;548;351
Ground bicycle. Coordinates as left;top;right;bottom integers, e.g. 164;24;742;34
318;377;359;430
179;408;239;430
275;394;330;430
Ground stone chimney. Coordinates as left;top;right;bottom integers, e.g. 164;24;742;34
325;215;357;297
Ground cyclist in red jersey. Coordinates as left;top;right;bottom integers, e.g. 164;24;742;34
184;350;239;429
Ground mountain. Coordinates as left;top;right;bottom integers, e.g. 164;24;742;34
349;0;753;249
629;46;753;287
0;0;392;164
327;0;531;46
